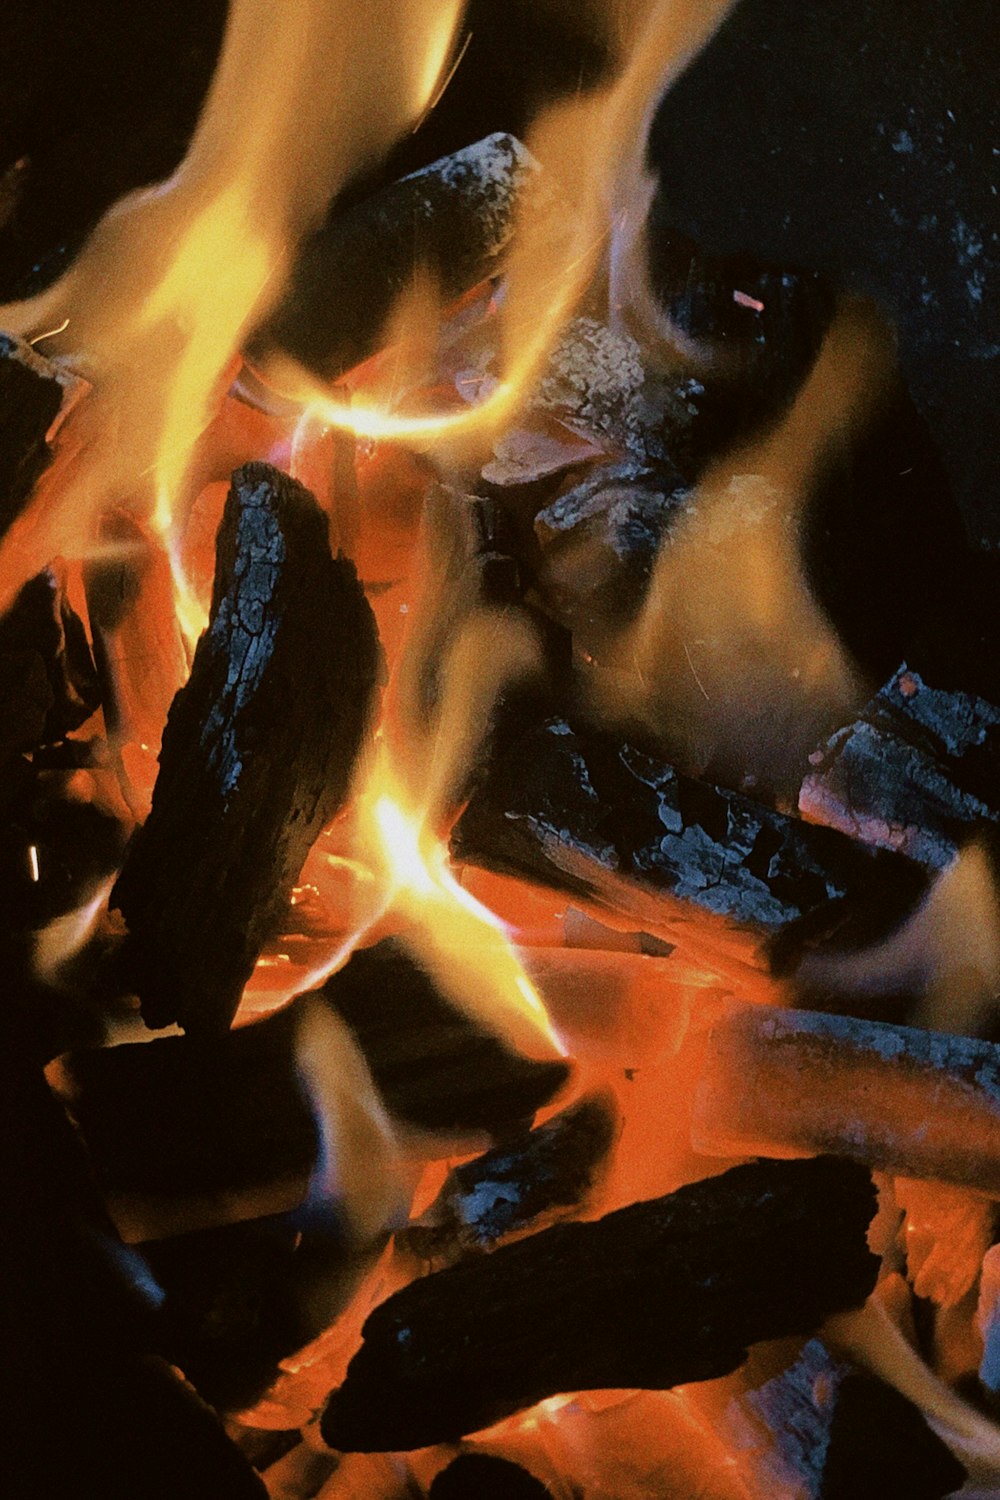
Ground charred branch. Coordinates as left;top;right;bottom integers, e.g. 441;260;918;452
452;717;928;979
254;134;542;383
0;564;99;755
112;462;382;1035
322;1156;879;1451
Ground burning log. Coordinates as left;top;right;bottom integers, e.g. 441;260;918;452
429;1454;552;1498
692;1005;1000;1193
112;462;382;1035
451;717;928;980
255;134;542;384
800;664;1000;871
322;940;569;1138
321;1155;879;1452
0;332;80;534
402;1093;617;1263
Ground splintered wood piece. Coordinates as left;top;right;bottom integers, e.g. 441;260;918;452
692;1005;1000;1193
322;940;569;1138
402;1094;617;1263
112;462;382;1035
0;331;81;537
451;717;928;980
255;134;542;382
322;1156;879;1451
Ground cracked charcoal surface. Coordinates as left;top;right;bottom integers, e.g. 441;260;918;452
323;1157;879;1451
452;717;928;965
0;333;70;536
113;462;382;1036
801;665;1000;868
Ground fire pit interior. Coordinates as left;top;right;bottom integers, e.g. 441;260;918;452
1;2;998;1497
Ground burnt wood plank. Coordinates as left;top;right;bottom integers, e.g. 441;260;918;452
112;462;382;1035
322;1156;879;1451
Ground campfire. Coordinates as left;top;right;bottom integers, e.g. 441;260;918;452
3;2;999;1497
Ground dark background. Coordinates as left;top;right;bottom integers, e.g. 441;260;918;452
0;0;996;544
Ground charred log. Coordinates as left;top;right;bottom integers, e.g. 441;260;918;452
452;717;928;978
0;565;99;755
429;1454;553;1499
112;462;382;1035
322;940;569;1138
322;1155;879;1452
402;1093;616;1263
819;1369;965;1500
255;134;542;384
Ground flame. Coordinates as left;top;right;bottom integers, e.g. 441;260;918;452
584;301;892;789
0;0;467;613
260;0;738;457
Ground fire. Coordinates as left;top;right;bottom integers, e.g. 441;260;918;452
259;0;739;459
0;0;467;612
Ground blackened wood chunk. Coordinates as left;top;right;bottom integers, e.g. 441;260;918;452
452;717;928;972
321;940;569;1137
0;332;66;534
819;1372;966;1500
0;565;100;751
64;1004;317;1202
257;134;541;382
322;1156;879;1451
430;1454;552;1499
404;1094;616;1262
801;665;1000;871
113;462;382;1035
142;1205;357;1412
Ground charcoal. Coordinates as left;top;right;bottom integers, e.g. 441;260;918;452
230;1427;301;1474
322;1156;879;1451
0;332;74;535
452;717;928;977
429;1453;552;1499
740;1339;964;1500
403;1094;616;1263
820;1371;965;1500
112;462;382;1035
322;940;569;1138
62;1004;317;1206
801;665;1000;871
255;134;541;383
692;1004;1000;1194
140;1203;360;1413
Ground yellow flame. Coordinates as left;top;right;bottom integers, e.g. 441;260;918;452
585;301;893;790
260;0;739;458
0;0;467;613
